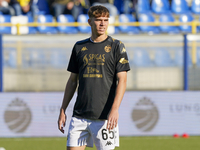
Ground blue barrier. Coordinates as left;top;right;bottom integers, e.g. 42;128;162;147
184;34;188;91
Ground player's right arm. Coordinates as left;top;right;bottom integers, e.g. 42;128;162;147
58;72;78;133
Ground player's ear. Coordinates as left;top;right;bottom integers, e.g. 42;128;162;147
88;19;92;26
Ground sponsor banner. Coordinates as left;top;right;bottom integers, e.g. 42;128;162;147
0;92;200;137
0;92;76;137
120;91;200;136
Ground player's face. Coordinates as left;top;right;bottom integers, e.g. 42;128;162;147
89;16;109;35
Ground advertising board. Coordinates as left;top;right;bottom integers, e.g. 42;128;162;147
1;92;200;137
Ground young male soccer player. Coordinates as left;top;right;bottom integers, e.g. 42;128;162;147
58;5;130;150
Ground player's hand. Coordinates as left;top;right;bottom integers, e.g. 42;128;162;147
107;109;119;131
58;109;66;134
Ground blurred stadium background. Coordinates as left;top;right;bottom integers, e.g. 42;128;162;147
1;0;200;150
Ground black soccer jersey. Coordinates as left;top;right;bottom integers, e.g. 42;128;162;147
67;36;130;120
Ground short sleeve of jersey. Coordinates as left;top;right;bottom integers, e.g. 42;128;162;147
115;42;130;73
67;45;79;73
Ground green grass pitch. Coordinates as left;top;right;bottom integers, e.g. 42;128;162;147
0;136;200;150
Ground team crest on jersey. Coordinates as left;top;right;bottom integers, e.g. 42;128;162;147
104;45;111;53
81;46;88;51
119;58;129;64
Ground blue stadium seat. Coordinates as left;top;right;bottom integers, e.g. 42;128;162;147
8;50;17;68
28;16;37;34
154;49;174;67
118;14;140;34
138;13;160;34
21;52;30;68
174;48;192;67
107;16;119;34
138;0;150;13
179;13;194;33
159;13;180;33
171;0;189;14
191;0;200;14
57;15;78;34
37;15;58;34
133;49;153;67
50;51;68;68
151;0;170;14
29;50;45;68
0;15;11;34
77;14;91;33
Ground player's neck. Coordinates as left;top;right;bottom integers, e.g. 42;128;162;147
90;34;108;43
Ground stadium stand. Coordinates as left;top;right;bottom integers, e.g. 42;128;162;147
28;16;37;34
159;13;180;34
8;50;17;68
154;48;174;67
2;0;200;92
191;0;200;14
77;14;91;33
171;0;189;14
196;48;200;66
137;0;151;13
133;49;153;67
50;51;68;69
0;0;198;35
107;16;119;34
3;49;9;68
22;50;30;68
151;0;170;14
118;14;140;34
174;48;192;67
0;15;11;34
138;12;160;34
10;15;37;34
57;14;78;34
37;15;58;34
179;13;194;33
0;1;199;66
29;50;45;68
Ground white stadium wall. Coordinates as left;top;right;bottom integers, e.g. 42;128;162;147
0;92;200;137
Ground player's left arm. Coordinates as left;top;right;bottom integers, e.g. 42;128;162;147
107;71;127;131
